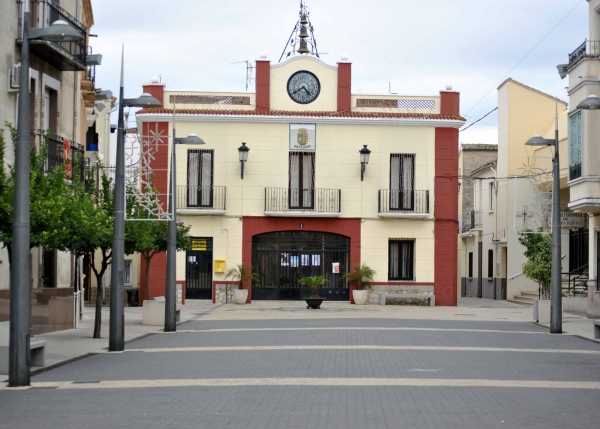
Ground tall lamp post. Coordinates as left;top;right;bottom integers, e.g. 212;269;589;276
109;49;162;352
525;102;561;333
10;17;83;387
165;124;205;332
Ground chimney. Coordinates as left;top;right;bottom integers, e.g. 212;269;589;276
440;85;460;115
337;55;352;112
142;76;165;105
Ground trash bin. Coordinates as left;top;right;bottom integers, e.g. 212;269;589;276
126;289;139;307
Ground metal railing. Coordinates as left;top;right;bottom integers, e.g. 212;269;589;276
31;130;85;181
176;185;226;211
378;189;429;214
18;0;87;70
561;265;588;297
470;210;482;229
568;40;600;67
265;188;341;213
569;163;582;181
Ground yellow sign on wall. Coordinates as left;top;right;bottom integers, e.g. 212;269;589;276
214;259;226;273
191;239;207;251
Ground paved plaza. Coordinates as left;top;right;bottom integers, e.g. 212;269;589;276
1;300;600;428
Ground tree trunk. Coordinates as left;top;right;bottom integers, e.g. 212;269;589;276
93;272;103;339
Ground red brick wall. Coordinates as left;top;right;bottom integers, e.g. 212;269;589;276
139;121;170;303
142;84;165;106
337;63;352;112
255;60;270;111
242;217;362;303
434;127;459;306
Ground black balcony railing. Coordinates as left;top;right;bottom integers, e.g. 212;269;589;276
568;40;600;67
569;163;582;181
17;0;87;71
176;186;226;211
31;130;85;181
265;188;341;213
378;190;429;214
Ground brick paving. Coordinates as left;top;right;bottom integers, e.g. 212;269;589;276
1;302;599;428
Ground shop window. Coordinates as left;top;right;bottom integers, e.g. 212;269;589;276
488;249;493;279
125;260;132;285
468;252;473;278
389;239;414;281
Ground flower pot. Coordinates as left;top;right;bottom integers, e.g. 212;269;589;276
353;289;369;305
306;297;325;309
232;289;249;305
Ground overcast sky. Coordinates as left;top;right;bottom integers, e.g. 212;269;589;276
91;0;589;144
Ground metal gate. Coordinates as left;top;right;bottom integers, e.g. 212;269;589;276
569;228;588;273
185;238;213;299
252;231;350;301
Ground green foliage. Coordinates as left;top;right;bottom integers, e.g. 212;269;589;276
299;275;327;297
518;230;552;296
344;262;376;290
225;264;258;290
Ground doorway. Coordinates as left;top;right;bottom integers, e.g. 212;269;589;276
185;238;213;299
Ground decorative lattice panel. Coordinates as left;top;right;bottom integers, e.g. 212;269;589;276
356;99;436;110
169;95;251;105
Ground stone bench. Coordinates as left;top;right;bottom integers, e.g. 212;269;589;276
594;320;600;340
0;338;46;375
379;293;435;306
142;299;181;326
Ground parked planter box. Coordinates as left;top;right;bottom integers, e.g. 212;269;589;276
353;290;369;305
232;289;248;305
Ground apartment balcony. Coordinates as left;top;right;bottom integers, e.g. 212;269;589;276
176;186;226;215
17;0;87;71
377;190;429;218
264;188;341;217
568;40;600;68
31;130;85;182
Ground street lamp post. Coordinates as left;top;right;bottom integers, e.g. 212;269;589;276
109;49;162;352
165;120;204;332
525;102;561;334
9;16;83;387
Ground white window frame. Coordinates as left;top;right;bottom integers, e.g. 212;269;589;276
124;259;132;286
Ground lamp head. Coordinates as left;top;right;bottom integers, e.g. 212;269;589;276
35;20;83;42
577;94;600;110
123;93;162;108
556;64;569;80
525;135;555;146
238;142;249;162
359;145;371;164
177;133;205;145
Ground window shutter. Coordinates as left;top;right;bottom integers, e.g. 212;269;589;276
569;111;582;167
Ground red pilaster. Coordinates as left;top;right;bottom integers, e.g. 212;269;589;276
242;217;361;303
440;91;460;115
142;83;165;106
337;61;352;112
139;120;170;303
434;126;459;306
255;59;271;111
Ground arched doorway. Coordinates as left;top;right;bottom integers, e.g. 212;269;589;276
252;231;350;300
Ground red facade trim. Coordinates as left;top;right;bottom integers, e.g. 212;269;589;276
337;62;352;112
440;91;460;115
434;126;459;306
142;83;165;106
242;217;361;303
255;60;271;111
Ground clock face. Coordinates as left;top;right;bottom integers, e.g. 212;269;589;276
287;71;320;104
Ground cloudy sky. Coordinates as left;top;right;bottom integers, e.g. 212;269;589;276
91;0;589;144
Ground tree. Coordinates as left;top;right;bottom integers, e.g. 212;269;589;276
344;263;376;290
518;231;552;297
299;276;327;298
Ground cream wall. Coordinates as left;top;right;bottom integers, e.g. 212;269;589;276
270;57;338;111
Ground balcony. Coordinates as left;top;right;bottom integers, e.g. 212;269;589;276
377;190;429;218
569;163;582;181
17;0;87;71
264;188;341;217
176;186;226;215
568;40;600;68
31;130;85;182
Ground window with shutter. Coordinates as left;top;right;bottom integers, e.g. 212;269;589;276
569;111;582;180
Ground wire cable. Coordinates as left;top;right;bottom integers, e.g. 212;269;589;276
460;107;498;132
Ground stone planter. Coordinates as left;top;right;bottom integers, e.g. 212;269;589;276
353;290;369;305
232;289;249;305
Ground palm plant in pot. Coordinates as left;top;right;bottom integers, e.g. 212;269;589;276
225;264;258;305
300;276;327;309
344;263;376;305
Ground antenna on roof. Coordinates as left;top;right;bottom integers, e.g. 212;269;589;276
232;60;254;91
278;0;320;62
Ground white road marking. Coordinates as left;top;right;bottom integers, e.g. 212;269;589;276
168;327;550;335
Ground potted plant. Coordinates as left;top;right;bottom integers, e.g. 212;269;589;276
225;264;258;305
344;263;376;305
300;276;327;309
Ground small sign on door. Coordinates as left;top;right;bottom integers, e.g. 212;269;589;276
192;239;207;251
332;262;340;274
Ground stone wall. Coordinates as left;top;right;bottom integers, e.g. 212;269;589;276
216;284;234;304
366;285;435;305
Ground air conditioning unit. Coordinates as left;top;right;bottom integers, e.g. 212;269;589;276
8;63;21;92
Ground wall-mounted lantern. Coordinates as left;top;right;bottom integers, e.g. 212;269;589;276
238;142;250;179
359;145;371;181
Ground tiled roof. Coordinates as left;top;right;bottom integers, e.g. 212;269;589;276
461;143;498;151
137;108;465;121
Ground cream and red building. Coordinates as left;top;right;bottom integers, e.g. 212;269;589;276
135;53;464;306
